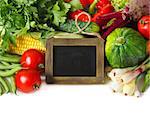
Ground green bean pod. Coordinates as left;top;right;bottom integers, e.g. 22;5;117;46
0;85;3;95
0;64;21;70
0;55;20;63
0;66;22;77
0;61;10;66
5;76;17;94
0;77;9;93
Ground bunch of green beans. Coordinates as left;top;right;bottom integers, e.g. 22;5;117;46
0;53;22;95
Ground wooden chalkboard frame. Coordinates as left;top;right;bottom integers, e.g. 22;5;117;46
45;38;104;84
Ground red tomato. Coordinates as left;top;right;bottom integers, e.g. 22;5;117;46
21;49;45;70
15;69;42;93
138;16;150;39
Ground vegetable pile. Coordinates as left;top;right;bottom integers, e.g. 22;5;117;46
0;0;149;96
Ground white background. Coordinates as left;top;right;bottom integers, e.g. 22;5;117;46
0;81;150;124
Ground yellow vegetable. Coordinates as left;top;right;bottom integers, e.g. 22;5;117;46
9;33;46;55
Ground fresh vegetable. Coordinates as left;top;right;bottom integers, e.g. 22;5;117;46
108;57;150;97
0;77;9;93
21;49;45;70
105;28;147;68
10;33;46;55
89;0;113;14
111;0;128;11
0;0;71;51
79;0;91;8
5;76;16;94
59;20;100;33
15;69;42;93
69;10;91;22
0;54;20;63
69;0;83;11
123;79;136;96
142;70;150;92
0;66;22;77
0;51;21;95
138;16;150;39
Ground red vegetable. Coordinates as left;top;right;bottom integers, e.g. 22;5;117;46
69;9;91;22
80;0;91;8
21;49;45;70
15;69;42;93
92;4;114;22
138;16;150;39
89;0;113;14
96;0;111;9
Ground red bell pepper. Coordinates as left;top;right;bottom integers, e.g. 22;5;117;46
69;9;91;22
92;3;114;22
89;0;114;15
80;0;91;9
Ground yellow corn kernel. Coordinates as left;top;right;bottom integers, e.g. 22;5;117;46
9;33;46;55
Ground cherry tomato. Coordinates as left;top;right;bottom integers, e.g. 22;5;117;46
21;49;45;70
15;69;42;93
138;16;150;39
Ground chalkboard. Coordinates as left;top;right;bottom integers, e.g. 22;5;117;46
53;46;96;76
45;38;104;84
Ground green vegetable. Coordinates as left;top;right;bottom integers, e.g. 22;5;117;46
59;20;100;33
0;77;9;93
5;76;16;94
0;66;22;77
142;70;150;92
0;64;21;70
0;0;71;51
70;0;83;11
111;0;129;11
0;55;20;63
105;28;147;68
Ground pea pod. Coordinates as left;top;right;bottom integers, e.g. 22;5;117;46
5;76;16;94
0;66;22;77
0;77;9;93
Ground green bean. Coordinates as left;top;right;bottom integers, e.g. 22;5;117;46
0;66;22;77
5;76;16;94
0;85;3;95
0;55;20;63
0;77;9;93
3;53;21;59
0;61;10;66
0;63;21;70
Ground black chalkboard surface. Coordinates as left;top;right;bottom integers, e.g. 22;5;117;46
53;46;96;76
46;38;104;84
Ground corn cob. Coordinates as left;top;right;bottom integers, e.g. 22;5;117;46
9;33;46;55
